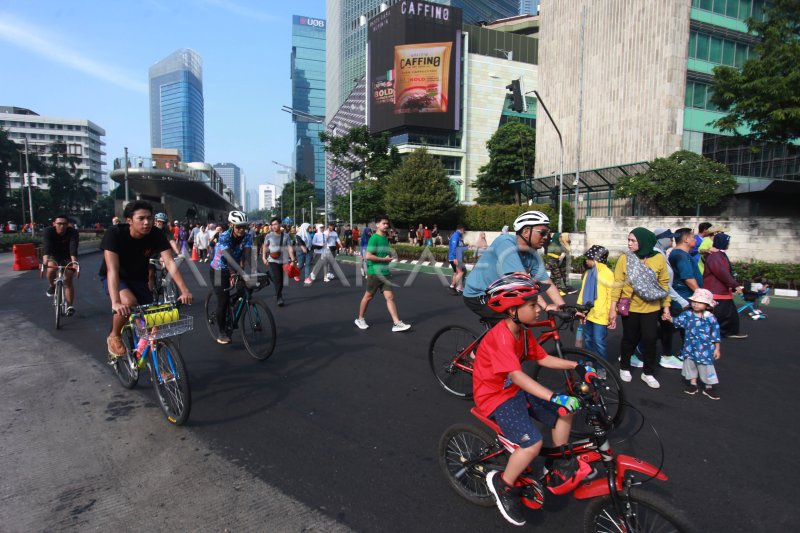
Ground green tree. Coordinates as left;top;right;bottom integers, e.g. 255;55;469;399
319;125;401;181
710;0;800;143
475;121;536;205
276;174;316;223
383;148;456;225
615;150;737;214
332;178;385;224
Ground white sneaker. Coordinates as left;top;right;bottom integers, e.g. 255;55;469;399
619;369;632;382
354;318;369;330
392;321;411;332
323;276;330;282
659;355;683;369
310;273;316;281
641;373;660;389
629;355;644;368
327;272;334;280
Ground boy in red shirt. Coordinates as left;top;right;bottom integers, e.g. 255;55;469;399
474;274;594;526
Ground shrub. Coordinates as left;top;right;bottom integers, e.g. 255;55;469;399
461;203;574;232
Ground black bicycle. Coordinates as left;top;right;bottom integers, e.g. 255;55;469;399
204;272;277;360
41;260;80;329
149;257;180;304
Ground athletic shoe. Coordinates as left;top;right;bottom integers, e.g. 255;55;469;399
107;335;125;359
46;286;55;297
486;471;525;527
702;386;720;400
66;306;75;316
327;272;335;280
660;355;683;369
641;373;660;389
354;318;369;330
216;332;231;345
277;297;285;307
323;277;330;283
304;277;312;286
392;321;411;332
310;273;316;281
725;334;748;339
629;355;644;368
684;383;699;395
619;369;632;382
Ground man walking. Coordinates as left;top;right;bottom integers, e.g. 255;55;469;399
448;224;467;294
354;215;411;332
262;217;296;307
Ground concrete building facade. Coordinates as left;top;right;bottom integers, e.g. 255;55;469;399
213;163;243;209
0;106;106;194
258;183;277;211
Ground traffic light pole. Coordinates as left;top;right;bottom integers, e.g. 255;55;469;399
531;91;564;234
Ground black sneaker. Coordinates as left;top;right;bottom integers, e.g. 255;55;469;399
684;383;699;395
46;286;55;297
277;297;285;307
703;386;720;400
486;470;526;526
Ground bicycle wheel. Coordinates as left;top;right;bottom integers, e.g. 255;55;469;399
532;348;625;437
149;339;191;425
113;326;139;389
428;326;478;399
204;291;220;340
439;423;507;507
583;490;697;533
240;300;277;360
54;281;63;329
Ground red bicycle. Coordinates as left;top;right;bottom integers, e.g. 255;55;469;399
429;305;625;436
439;372;696;532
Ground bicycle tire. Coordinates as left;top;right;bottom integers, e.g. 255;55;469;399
583;490;698;533
439;423;507;507
428;325;478;399
54;281;63;330
532;347;625;437
149;339;191;425
241;300;277;360
114;326;139;389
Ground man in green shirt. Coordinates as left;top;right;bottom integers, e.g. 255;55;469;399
354;214;411;332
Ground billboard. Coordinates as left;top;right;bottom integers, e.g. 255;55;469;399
367;1;462;134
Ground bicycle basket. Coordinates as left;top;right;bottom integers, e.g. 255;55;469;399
133;304;193;340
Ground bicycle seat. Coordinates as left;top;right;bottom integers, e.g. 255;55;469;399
470;407;502;434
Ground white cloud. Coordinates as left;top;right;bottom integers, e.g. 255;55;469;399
0;15;148;94
199;0;276;22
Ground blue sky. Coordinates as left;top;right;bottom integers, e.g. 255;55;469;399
0;0;326;197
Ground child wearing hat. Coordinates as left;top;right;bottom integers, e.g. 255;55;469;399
670;288;722;399
577;245;614;360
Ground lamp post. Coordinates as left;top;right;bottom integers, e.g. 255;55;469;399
23;136;34;229
531;90;564;234
309;195;314;226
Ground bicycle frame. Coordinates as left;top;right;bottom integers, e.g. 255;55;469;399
128;325;179;382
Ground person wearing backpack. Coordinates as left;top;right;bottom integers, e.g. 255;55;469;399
608;227;671;389
262;217;296;307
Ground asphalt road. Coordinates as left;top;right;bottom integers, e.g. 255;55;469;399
1;251;798;532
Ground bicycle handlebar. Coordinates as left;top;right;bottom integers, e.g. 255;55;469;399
40;260;80;278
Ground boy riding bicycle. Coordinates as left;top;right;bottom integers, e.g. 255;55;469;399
474;274;595;527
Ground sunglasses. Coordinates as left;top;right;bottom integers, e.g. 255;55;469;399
234;225;248;230
532;229;550;237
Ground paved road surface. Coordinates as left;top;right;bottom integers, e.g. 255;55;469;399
1;251;797;531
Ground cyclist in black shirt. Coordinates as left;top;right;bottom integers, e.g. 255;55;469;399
42;214;79;315
100;200;193;359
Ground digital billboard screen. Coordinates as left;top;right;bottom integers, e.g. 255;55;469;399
367;1;462;134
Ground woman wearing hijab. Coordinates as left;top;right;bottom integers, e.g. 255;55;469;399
703;233;746;339
295;223;313;285
608;227;671;389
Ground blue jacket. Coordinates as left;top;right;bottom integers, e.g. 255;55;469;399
448;230;465;261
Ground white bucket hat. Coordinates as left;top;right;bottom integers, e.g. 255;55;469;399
689;288;717;308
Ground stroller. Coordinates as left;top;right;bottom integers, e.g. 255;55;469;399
737;280;770;320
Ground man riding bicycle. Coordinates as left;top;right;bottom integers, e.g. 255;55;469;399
42;214;79;315
463;211;568;325
153;212;181;255
209;210;254;344
100;201;193;359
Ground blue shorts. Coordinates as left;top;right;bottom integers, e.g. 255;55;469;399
491;390;560;448
101;277;153;305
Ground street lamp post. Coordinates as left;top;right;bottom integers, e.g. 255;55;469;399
23;136;34;230
531;90;564;234
309;195;314;226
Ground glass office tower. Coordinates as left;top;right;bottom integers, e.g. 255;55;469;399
149;48;205;163
292;15;327;200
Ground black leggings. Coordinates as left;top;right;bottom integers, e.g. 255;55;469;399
209;268;231;333
620;311;660;375
269;262;284;300
713;299;740;336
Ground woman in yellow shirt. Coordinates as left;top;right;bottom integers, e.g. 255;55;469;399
608;228;671;389
577;245;615;360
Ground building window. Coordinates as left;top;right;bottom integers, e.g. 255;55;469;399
692;0;765;22
685;81;719;111
689;30;750;67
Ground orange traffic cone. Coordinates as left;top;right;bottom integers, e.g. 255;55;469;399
191;245;199;261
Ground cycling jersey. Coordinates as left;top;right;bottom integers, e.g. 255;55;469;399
463;234;549;298
210;229;253;270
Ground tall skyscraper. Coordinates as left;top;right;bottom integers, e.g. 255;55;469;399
149;49;205;163
291;15;326;200
213;163;242;208
326;1;518;122
258;184;277;211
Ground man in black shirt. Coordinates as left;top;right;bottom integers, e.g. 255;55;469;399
42;214;79;314
100;200;193;359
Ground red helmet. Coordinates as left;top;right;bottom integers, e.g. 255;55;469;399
486;274;546;313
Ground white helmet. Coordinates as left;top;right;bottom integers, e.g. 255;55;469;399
513;211;550;232
228;210;248;225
